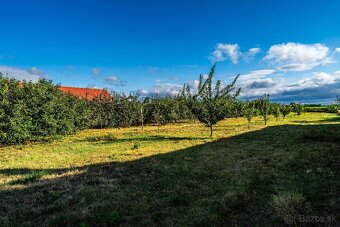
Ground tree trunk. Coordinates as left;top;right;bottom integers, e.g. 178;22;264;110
210;125;213;138
140;106;144;130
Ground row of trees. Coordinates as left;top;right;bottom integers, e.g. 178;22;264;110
0;73;194;144
0;67;322;143
88;93;193;129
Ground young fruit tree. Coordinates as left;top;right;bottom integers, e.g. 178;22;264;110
258;94;270;125
280;104;291;119
271;104;281;121
291;102;303;115
182;64;240;138
243;101;255;129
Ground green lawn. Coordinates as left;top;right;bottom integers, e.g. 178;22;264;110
0;113;339;226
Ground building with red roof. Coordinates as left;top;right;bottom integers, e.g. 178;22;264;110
58;86;111;101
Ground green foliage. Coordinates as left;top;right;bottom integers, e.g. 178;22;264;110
0;73;194;144
326;104;339;113
0;75;84;144
303;104;339;113
142;95;190;125
182;64;240;137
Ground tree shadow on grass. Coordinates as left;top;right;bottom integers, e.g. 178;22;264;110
0;124;339;226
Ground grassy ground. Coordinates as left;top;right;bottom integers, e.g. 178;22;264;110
0;113;339;226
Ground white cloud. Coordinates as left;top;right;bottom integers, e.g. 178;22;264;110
263;43;332;72
103;75;127;87
243;47;261;61
239;70;340;100
240;69;276;80
209;43;240;63
92;68;101;76
263;43;329;64
209;44;261;63
334;48;340;54
248;47;261;56
151;81;183;96
298;72;340;87
0;65;44;82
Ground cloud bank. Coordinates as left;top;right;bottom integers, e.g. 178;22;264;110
0;66;44;82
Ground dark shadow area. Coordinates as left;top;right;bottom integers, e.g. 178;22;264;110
0;124;339;226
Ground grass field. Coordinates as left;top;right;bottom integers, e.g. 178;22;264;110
0;113;339;226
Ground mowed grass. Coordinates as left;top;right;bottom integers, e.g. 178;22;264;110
0;113;339;226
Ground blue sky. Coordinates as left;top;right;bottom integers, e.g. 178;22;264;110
1;0;340;103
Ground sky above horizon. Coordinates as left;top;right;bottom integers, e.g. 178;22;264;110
1;0;340;103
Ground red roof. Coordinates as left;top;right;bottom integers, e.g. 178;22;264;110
58;86;111;101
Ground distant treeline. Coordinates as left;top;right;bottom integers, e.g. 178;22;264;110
303;104;339;113
0;74;338;144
